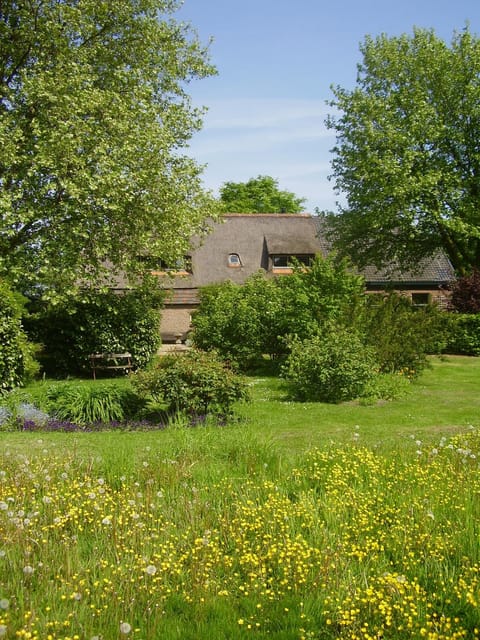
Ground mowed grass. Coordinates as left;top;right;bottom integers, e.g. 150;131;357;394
240;355;480;453
0;356;479;639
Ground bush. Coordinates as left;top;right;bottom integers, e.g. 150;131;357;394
281;328;377;403
0;281;39;391
45;383;142;425
278;254;365;338
361;372;413;404
132;349;249;418
192;255;365;371
26;279;164;376
192;275;286;370
449;270;480;313
361;293;447;376
444;314;480;356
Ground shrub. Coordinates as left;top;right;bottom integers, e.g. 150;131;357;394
444;314;480;356
449;270;480;313
0;281;39;391
192;275;286;370
361;293;446;376
361;372;413;404
26;278;164;376
45;383;141;425
281;328;377;403
132;349;250;418
278;254;365;338
192;255;365;371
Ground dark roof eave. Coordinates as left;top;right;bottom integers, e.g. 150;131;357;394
365;280;450;289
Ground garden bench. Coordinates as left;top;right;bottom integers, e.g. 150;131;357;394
89;352;133;379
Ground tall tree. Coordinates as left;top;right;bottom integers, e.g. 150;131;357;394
327;27;480;276
218;175;306;213
0;0;216;295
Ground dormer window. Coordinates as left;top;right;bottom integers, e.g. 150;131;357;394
271;254;314;270
138;255;192;274
228;253;242;267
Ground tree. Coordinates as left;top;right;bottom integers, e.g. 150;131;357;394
0;281;38;391
0;0;217;295
327;27;480;276
218;175;306;213
449;269;480;313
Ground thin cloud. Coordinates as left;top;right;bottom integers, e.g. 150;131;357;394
199;98;333;130
187;97;339;211
189;98;334;156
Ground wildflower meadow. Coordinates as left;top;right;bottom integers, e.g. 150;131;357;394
0;356;480;639
0;425;480;639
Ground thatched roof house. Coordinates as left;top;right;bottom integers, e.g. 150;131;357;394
144;214;454;343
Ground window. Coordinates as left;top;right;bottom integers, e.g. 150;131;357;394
227;253;242;267
411;293;430;308
271;254;314;269
138;255;192;274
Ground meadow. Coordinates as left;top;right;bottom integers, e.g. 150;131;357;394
0;356;480;639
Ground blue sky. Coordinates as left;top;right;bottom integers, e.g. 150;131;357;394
176;0;480;212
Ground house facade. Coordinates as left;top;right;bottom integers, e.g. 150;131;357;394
146;214;455;343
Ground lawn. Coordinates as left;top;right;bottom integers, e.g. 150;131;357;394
0;356;479;639
239;355;480;453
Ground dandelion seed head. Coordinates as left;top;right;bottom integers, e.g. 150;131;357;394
120;622;132;634
0;598;9;610
145;564;157;575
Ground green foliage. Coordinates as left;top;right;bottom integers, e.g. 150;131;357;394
45;383;139;425
449;270;480;313
361;372;413;404
0;0;217;295
281;328;377;403
444;314;480;356
192;255;365;370
132;349;249;418
218;175;306;213
361;293;447;376
0;281;39;392
192;274;286;369
327;27;480;274
278;254;365;338
26;280;164;375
